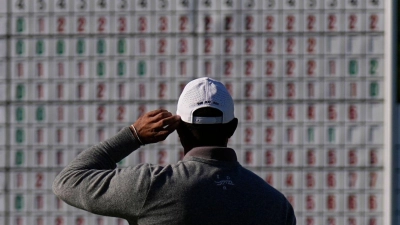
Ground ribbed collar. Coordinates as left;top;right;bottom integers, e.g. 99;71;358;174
182;146;237;162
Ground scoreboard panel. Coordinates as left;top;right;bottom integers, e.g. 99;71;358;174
0;0;394;225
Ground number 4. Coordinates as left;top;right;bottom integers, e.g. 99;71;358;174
58;0;66;9
98;0;106;8
349;0;357;6
16;0;24;9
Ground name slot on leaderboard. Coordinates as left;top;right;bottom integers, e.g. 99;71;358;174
2;0;389;225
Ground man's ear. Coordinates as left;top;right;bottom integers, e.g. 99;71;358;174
225;118;238;138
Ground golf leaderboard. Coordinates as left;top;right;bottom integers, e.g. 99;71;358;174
0;0;396;224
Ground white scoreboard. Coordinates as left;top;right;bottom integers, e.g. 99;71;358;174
0;0;394;225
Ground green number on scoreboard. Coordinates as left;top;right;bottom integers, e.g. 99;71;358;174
97;39;106;54
138;61;146;76
307;127;314;143
370;82;379;97
15;150;24;165
370;59;378;75
77;39;85;55
16;17;25;33
16;40;24;55
16;128;24;143
117;61;126;76
36;106;45;121
36;40;45;55
349;60;358;76
117;39;126;54
16;107;24;121
16;84;25;100
15;195;24;210
328;127;335;143
97;61;105;77
56;39;65;55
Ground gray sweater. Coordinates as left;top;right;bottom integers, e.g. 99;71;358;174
53;127;296;225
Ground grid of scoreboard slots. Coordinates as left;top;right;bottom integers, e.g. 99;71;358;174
0;0;386;224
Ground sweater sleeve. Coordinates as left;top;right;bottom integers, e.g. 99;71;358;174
52;127;151;220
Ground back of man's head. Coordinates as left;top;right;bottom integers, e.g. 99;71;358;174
176;77;238;151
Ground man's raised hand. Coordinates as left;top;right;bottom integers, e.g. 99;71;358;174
131;109;181;145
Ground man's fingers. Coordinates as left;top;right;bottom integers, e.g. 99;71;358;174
147;109;168;117
156;120;181;139
156;115;181;128
151;111;173;122
165;119;180;131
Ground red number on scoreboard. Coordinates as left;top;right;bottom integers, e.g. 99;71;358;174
265;150;274;165
245;105;254;121
266;106;274;120
57;17;66;33
286;37;295;53
204;38;212;53
245;82;254;98
265;38;275;53
205;15;212;32
306;195;315;211
328;105;337;121
245;38;254;54
286;15;295;31
97;106;105;121
307;15;316;31
179;38;188;54
328;14;337;31
159;16;168;31
348;105;358;121
179;15;188;31
117;105;125;121
138;16;147;32
265;82;275;98
286;105;295;120
307;37;316;53
224;38;233;54
77;17;86;32
327;149;337;165
119;17;127;32
287;82;295;98
224;60;233;76
368;195;377;211
158;38;167;54
265;127;274;143
265;60;275;76
370;14;378;30
307;60;316;76
286;60;295;76
245;15;253;31
245;60;253;76
348;14;357;30
158;82;167;99
307;149;316;166
327;172;336;188
36;173;44;188
265;15;274;31
98;17;106;32
285;173;294;187
97;83;105;99
224;15;233;31
348;195;357;211
306;173;315;188
307;105;315;120
327;195;336;211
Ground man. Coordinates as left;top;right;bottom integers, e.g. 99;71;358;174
53;77;296;225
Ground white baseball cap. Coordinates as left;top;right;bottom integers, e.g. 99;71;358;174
177;77;235;124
